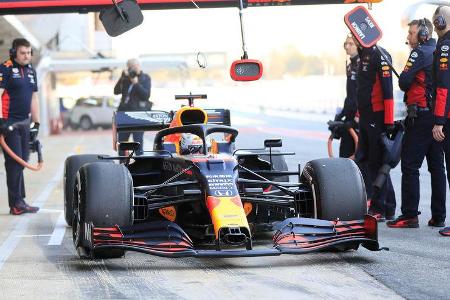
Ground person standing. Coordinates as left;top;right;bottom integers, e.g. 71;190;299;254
430;6;450;233
0;38;40;215
114;58;152;155
334;34;359;158
387;19;446;228
354;38;396;222
333;34;374;201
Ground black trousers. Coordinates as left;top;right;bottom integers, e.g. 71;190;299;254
437;121;450;221
358;111;396;216
401;110;446;220
339;130;355;158
118;131;144;155
3;120;30;208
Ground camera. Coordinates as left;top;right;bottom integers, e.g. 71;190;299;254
128;68;138;78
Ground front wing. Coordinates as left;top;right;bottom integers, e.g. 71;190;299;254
85;215;382;258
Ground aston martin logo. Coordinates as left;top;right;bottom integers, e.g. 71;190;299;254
124;111;171;123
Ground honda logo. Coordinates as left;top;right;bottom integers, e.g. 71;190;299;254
213;190;233;197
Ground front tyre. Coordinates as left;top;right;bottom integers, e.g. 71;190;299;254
73;162;133;259
301;158;366;221
301;158;366;251
64;154;106;226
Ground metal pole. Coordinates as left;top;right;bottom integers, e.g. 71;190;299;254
238;0;248;59
375;45;400;78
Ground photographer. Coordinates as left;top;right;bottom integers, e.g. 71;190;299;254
114;58;152;155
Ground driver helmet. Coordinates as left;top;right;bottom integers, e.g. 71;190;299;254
180;133;203;155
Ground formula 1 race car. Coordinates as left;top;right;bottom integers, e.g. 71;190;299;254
63;94;381;259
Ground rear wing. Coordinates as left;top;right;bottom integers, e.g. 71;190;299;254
114;111;172;132
114;109;231;132
204;109;231;126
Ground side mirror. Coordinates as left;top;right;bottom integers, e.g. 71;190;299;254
100;0;144;37
118;141;141;152
264;139;282;148
230;59;263;81
344;5;382;48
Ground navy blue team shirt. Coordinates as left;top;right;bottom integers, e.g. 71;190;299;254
0;59;38;124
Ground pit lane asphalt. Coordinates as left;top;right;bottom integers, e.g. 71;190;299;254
0;111;446;299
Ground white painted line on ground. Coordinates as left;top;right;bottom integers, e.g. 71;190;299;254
0;161;65;271
38;208;64;214
16;234;52;238
47;212;67;246
0;218;31;271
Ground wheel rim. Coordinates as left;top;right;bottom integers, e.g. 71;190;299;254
80;118;91;130
72;182;81;247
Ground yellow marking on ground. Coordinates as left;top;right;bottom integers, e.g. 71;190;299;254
74;145;83;154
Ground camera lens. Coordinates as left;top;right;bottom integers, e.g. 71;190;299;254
128;69;137;78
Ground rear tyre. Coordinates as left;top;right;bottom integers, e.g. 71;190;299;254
301;158;366;221
64;154;105;226
73;163;133;259
301;158;366;251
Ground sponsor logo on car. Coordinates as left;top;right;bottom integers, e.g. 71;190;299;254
213;190;233;197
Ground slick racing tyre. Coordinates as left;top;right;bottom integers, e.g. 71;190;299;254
301;158;366;251
73;163;133;259
64;154;107;226
301;158;366;221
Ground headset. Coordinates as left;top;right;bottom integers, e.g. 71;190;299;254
9;38;33;60
418;18;430;44
434;6;447;31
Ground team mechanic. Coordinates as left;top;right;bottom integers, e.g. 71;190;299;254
431;6;450;236
387;19;446;229
333;34;373;200
354;38;396;222
334;34;359;158
0;38;40;215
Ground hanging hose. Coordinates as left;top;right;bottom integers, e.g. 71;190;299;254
327;120;359;159
0;121;43;171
